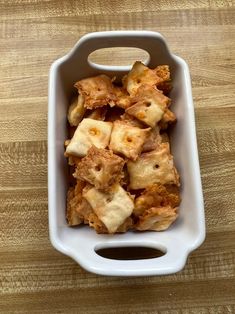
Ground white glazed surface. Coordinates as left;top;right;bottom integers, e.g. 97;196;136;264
48;31;205;276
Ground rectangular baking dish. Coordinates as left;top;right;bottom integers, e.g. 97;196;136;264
48;31;205;276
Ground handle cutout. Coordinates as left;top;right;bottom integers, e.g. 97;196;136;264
88;47;150;70
95;246;166;260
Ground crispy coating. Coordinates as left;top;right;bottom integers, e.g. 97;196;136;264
124;61;163;95
75;75;116;109
66;180;93;226
134;183;180;217
73;146;125;191
136;206;178;231
109;120;150;161
159;109;176;130
126;85;170;127
127;143;180;189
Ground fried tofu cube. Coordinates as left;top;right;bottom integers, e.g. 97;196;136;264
67;94;86;126
127;143;179;189
136;206;178;231
134;183;181;217
73;146;125;190
123;61;163;95
126;85;169;127
75;75;116;109
66;118;113;157
109;120;150;160
83;184;134;233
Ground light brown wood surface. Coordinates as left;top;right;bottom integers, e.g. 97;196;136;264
1;1;235;313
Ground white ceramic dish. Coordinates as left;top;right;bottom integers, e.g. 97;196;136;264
48;31;205;276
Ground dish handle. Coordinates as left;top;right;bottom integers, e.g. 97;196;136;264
70;30;171;72
76;239;189;276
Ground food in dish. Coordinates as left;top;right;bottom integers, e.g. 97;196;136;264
65;61;180;234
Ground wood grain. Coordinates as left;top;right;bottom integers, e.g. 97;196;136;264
0;0;235;313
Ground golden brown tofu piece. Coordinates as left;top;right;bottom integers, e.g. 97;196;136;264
73;146;125;191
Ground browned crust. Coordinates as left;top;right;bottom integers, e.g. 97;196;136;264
73;146;125;191
75;75;116;109
134;183;181;217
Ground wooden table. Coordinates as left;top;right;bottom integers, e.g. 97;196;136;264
1;1;235;313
